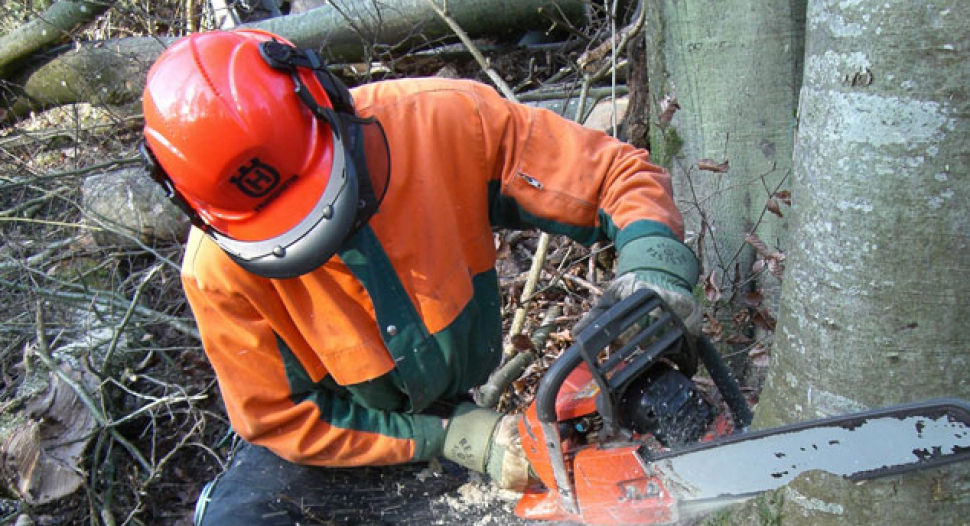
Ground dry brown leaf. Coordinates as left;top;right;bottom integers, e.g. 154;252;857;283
703;314;724;342
767;258;786;279
774;190;792;206
744;232;770;256
733;308;751;326
743;290;764;308
658;95;680;125
752;308;777;332
692;377;716;388
704;271;721;303
697;159;730;173
726;333;754;346
510;333;535;353
752;259;765;274
746;234;786;279
749;344;771;367
766;198;784;217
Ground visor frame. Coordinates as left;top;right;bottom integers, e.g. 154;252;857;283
139;142;209;230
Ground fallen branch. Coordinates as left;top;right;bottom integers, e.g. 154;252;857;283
1;276;200;340
99;263;164;376
0;0;118;80
476;305;561;408
507;232;552;353
255;0;590;62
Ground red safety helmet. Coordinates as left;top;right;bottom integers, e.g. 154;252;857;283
141;29;389;278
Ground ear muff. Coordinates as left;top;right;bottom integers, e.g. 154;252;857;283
257;40;356;116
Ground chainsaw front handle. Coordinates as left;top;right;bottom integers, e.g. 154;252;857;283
528;288;754;516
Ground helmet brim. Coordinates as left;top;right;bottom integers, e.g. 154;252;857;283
211;125;358;279
210;115;391;279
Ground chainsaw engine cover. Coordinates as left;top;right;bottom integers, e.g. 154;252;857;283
617;364;714;447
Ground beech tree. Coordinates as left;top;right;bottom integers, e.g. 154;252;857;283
644;0;805;337
752;0;970;522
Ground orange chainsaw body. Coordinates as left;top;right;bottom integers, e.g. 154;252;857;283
513;289;744;525
516;363;733;525
514;290;970;524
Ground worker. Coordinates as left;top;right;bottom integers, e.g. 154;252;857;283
140;28;700;525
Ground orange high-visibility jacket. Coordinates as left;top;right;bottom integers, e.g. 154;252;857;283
181;78;685;467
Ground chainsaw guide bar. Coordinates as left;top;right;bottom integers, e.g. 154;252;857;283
647;399;970;517
515;289;970;525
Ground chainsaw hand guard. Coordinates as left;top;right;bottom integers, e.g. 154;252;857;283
536;288;698;435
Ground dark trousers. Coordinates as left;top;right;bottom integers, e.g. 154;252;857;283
194;442;532;526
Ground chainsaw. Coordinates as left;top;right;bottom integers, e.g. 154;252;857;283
514;288;970;525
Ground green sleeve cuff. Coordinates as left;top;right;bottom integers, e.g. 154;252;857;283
612;218;679;252
616;236;699;292
410;413;448;462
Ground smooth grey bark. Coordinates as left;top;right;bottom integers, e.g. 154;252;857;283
0;0;116;79
752;0;970;522
644;0;806;312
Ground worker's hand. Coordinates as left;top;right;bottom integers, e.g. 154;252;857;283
575;236;701;337
442;403;532;491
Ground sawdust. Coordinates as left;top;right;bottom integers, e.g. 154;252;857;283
433;472;522;525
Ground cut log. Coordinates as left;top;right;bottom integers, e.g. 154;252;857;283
1;366;96;505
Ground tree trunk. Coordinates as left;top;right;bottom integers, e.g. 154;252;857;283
753;0;970;522
643;0;806;321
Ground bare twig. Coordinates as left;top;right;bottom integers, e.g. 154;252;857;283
100;263;164;376
3;276;200;339
507;232;552;349
424;0;516;100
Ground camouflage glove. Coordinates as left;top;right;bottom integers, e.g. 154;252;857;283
576;236;701;336
442;403;532;491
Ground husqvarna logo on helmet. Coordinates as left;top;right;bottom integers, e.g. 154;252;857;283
230;158;280;197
